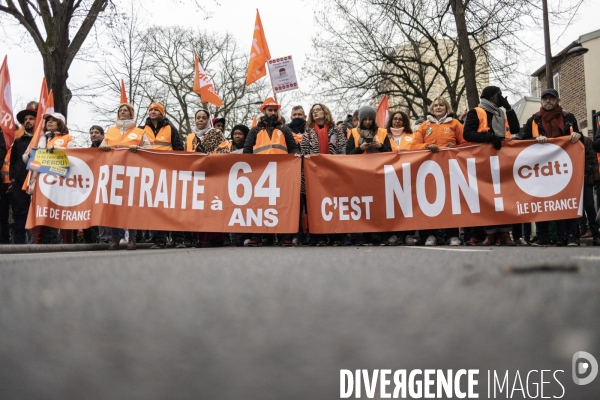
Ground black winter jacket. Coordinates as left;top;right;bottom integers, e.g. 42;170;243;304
522;110;581;141
463;108;520;142
9;134;33;186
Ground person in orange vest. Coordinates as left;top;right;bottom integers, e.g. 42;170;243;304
100;103;149;250
523;88;582;247
243;97;299;155
8;102;37;244
243;98;299;246
141;102;184;152
411;97;464;247
187;109;229;154
384;110;417;247
141;102;186;249
386;110;414;152
462;86;521;246
346;105;391;155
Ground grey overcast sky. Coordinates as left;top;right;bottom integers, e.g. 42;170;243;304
1;0;599;137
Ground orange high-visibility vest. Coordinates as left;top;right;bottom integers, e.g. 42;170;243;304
104;126;144;147
531;119;573;138
47;134;74;148
474;107;511;139
253;129;288;154
144;125;173;150
388;132;415;151
351;128;387;153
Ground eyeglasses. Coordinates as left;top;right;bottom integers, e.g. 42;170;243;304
312;108;323;113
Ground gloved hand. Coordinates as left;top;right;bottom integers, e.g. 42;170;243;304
500;96;511;110
491;134;502;150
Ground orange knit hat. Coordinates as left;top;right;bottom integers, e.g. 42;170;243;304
148;102;165;116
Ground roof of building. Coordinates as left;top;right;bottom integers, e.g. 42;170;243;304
512;96;540;120
531;28;600;77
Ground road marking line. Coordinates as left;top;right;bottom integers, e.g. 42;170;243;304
572;256;600;261
405;247;493;252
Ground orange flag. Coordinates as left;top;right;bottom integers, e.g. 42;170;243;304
376;95;389;128
245;10;271;86
250;115;257;128
193;52;223;107
28;87;52;151
0;56;16;148
120;79;128;104
22;89;53;191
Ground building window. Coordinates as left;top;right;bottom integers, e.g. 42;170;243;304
553;71;560;93
531;78;541;97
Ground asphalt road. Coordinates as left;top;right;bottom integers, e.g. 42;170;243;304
1;246;599;399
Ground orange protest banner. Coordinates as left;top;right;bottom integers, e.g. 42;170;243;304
26;150;301;233
304;137;584;233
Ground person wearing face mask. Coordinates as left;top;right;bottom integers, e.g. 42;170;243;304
287;105;307;144
346;105;391;155
100;103;149;250
186;110;229;154
411;97;465;246
243;98;299;246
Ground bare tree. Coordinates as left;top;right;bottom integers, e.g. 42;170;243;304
306;0;583;114
141;26;270;135
73;1;150;127
0;0;114;116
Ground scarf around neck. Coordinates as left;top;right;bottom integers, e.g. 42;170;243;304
314;123;330;154
478;98;505;137
116;119;135;133
539;106;564;138
390;127;405;146
426;114;452;125
194;125;212;139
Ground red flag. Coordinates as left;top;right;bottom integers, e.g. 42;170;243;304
193;53;223;107
120;79;128;104
0;56;16;149
245;10;271;86
376;95;389;128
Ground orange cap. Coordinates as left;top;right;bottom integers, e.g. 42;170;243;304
259;97;281;112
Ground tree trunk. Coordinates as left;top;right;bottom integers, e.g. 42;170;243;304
449;0;480;109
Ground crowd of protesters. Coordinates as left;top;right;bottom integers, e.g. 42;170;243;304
2;85;600;249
